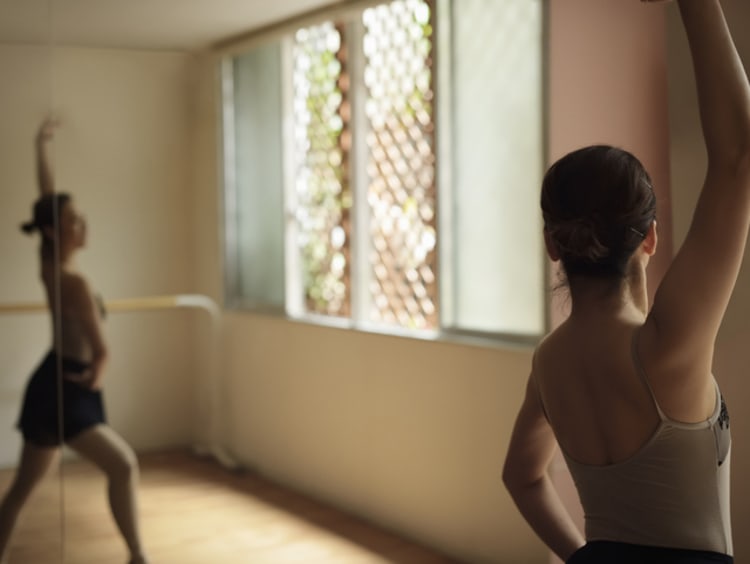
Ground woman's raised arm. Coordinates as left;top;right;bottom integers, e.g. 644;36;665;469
647;0;750;375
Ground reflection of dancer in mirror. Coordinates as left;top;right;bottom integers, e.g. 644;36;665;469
0;119;149;564
503;1;748;563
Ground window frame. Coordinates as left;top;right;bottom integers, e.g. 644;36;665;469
216;0;550;347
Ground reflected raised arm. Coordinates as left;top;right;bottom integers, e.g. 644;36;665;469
35;118;58;197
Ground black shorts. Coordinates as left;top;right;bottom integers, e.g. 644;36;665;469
17;351;106;446
568;541;733;564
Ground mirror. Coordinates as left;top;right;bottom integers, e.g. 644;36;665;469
0;1;210;560
0;3;66;561
0;0;334;562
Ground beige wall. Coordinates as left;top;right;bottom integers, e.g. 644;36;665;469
0;45;199;464
667;0;750;559
227;316;540;563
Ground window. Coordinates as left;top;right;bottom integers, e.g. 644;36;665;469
221;0;545;339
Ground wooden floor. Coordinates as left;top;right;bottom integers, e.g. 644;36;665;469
0;449;463;564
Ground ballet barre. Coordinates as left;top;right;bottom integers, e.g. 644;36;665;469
0;292;236;467
0;294;220;317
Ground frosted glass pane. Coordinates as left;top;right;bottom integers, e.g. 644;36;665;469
232;44;285;306
450;0;544;335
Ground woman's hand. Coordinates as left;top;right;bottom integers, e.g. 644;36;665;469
36;118;59;144
64;369;102;391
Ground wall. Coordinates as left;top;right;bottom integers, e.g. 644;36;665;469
0;44;199;465
547;0;672;272
666;0;750;559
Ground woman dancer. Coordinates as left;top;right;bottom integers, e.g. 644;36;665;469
503;1;749;562
0;119;149;564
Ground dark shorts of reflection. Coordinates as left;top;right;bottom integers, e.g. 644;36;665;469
17;351;106;447
567;541;733;564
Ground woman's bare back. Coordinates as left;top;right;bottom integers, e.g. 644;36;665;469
534;310;716;467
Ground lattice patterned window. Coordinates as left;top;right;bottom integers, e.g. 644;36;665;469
222;0;544;339
362;1;437;330
292;23;351;318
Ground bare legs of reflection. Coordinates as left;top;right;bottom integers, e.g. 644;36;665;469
0;443;60;561
67;424;148;564
0;426;147;563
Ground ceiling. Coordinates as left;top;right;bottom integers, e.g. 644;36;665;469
3;1;747;56
0;0;345;51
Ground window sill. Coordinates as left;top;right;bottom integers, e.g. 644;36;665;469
224;302;542;352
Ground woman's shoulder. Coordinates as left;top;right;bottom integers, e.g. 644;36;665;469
532;325;571;376
534;322;574;359
59;271;94;306
59;270;89;289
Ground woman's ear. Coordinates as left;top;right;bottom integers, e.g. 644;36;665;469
642;220;658;256
544;229;561;261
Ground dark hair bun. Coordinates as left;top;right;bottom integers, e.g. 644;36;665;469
21;192;72;238
20;221;37;235
547;217;610;263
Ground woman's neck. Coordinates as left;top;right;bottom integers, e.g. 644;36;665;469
41;246;77;271
568;269;649;323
